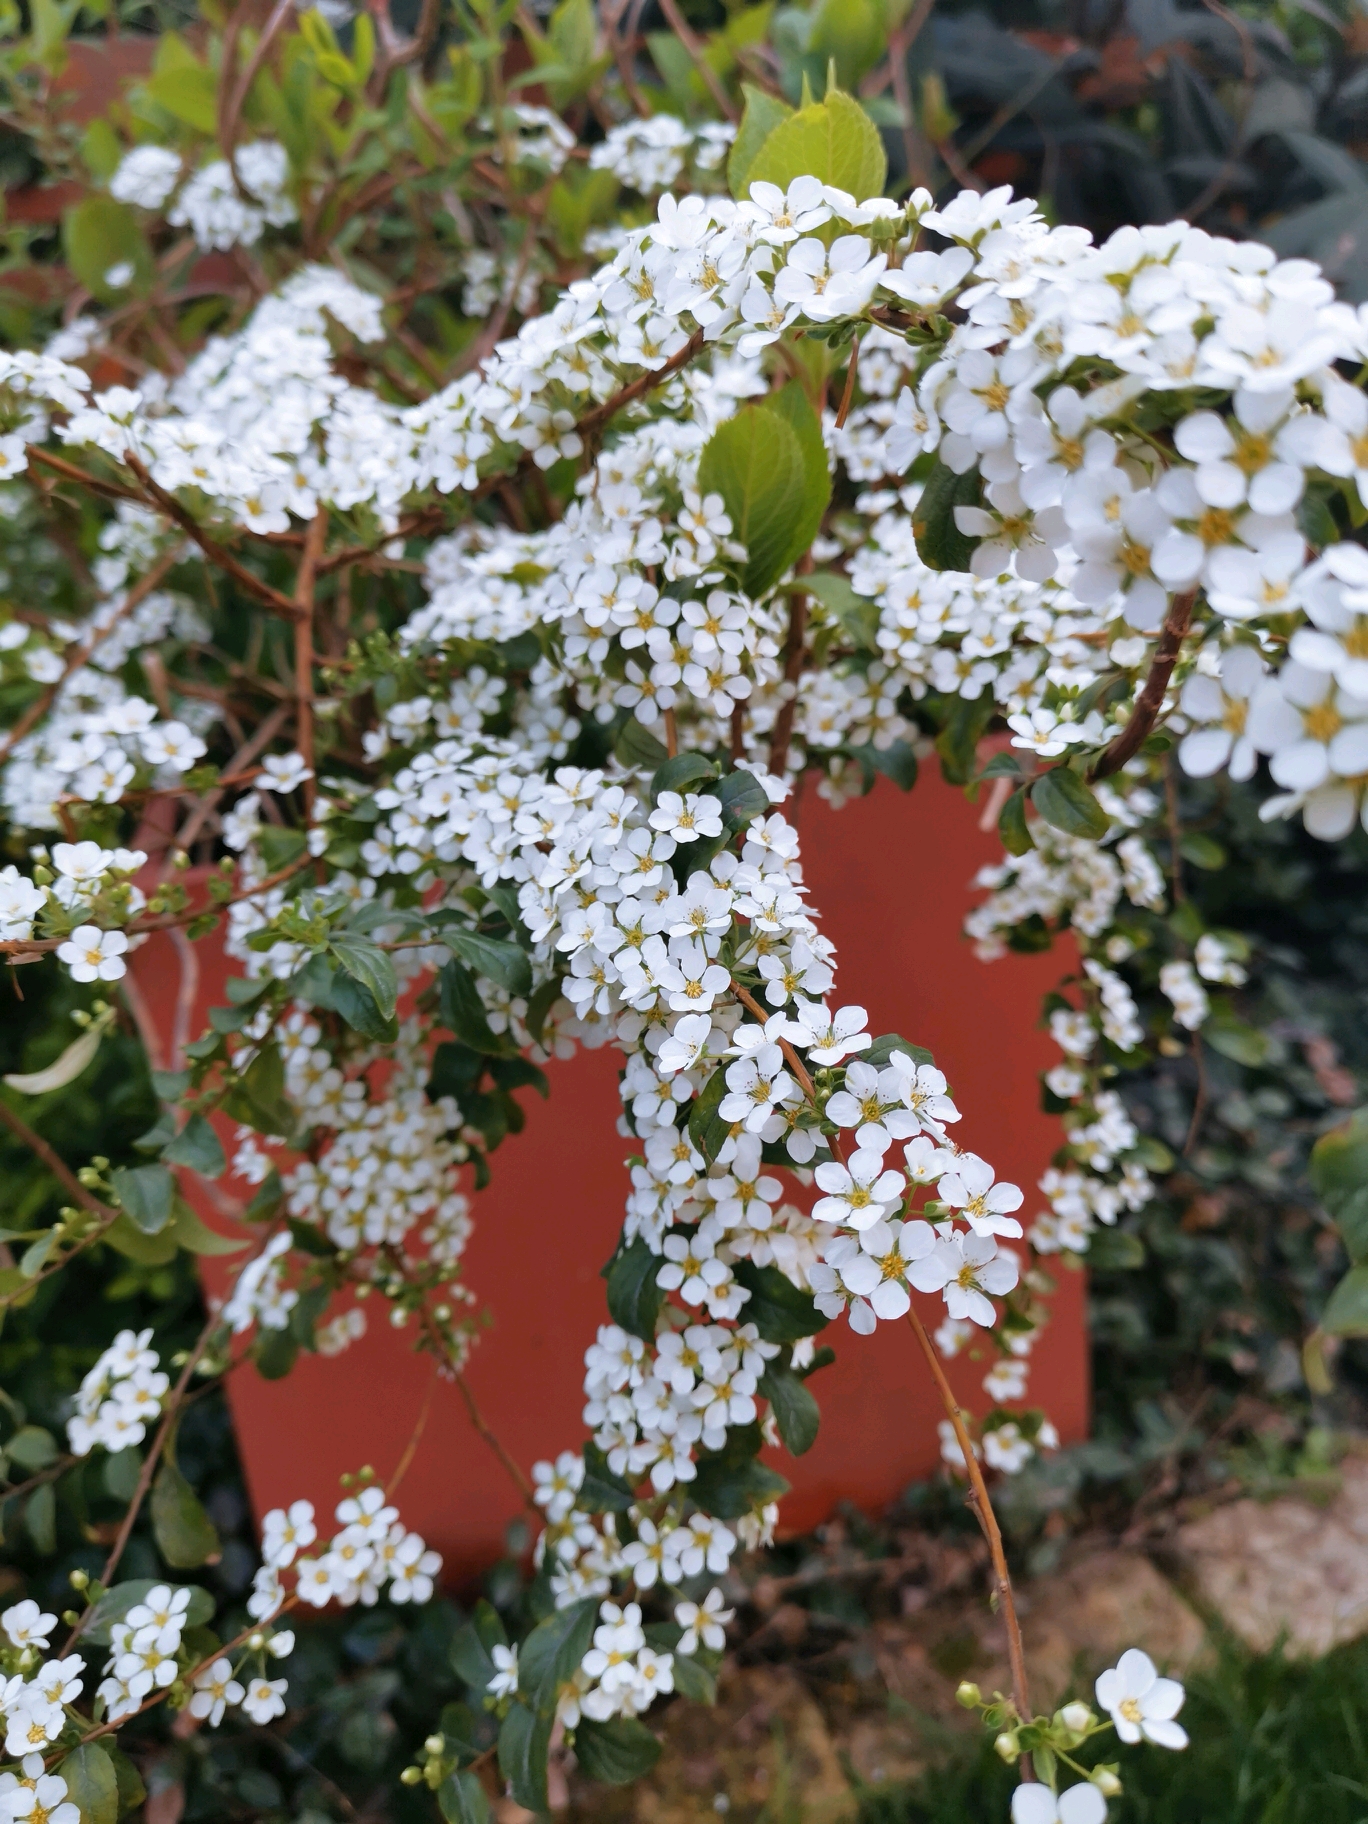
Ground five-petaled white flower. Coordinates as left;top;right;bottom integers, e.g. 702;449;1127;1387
1095;1647;1188;1749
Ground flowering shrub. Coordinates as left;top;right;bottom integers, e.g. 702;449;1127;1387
7;0;1368;1816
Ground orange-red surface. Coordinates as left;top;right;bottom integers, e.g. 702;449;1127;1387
132;769;1086;1576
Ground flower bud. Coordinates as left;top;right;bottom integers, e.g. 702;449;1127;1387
1095;1771;1122;1797
956;1681;982;1709
400;1767;422;1786
424;1735;445;1756
994;1732;1020;1763
1059;1701;1092;1734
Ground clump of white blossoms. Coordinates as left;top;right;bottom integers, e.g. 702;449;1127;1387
66;1327;169;1455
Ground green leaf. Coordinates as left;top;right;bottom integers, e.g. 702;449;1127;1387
1311;1111;1368;1259
109;1164;174;1235
758;1362;821;1454
519;1597;598;1714
62;197;150;304
1322;1263;1368;1336
103;1214;178;1265
1031;769;1110;841
935;690;994;786
151;1458;222;1568
1204;1015;1269;1067
729;82;794;198
671;1649;718;1705
1084;1227;1146;1270
731;1260;828;1344
438;1701;490;1766
106;1744;146;1818
221;1040;294;1138
717;767;770;833
498;1704;552;1812
614;716;669;771
525;974;563;1048
603;1236;663;1342
746;88;886;201
254;1326;298;1380
84;1579;215;1645
330;935;399;1023
870;739;918;792
25;1481;55;1553
439;958;513;1055
443;928;533;996
161;1112;226;1178
439;1770;491;1824
450;1599;508;1691
804;572;878;650
7;1424;57;1469
579;1442;635;1512
764;381;833;583
168;1200;248;1257
491;1055;549;1098
144;58;218;130
698;403;806;597
915;459;983;572
998;787;1035;856
687;1066;732;1165
651;751;717;801
59;1743;119;1824
572;1716;662;1785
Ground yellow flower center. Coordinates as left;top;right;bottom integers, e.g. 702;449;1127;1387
1197;506;1237;547
1304;700;1343;743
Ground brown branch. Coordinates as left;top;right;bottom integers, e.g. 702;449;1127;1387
906;1307;1035;1781
0;551;181;763
293;509;327;823
1089;590;1195;781
834;336;861;430
0;1098;116;1223
453;1369;537;1508
221;0;296;171
574;328;706;446
26;445;142;505
768;590;809;775
656;0;738;119
123;453;303;621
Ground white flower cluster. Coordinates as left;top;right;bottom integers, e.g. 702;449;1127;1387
256;1486;442;1612
67;1326;169;1455
110;141;296;250
589;116;735;196
0;1601;83;1760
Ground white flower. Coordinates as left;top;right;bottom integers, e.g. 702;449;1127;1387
812;1147;906;1231
241;1675;289;1724
1010;1783;1108;1824
1178;645;1263;780
788;1000;871;1065
139;720;207;772
262;1500;317;1568
773;234;886;323
657;1012;714;1075
908;1231;1018;1327
1095;1647;1188;1748
56;926;128;983
657;1230;728;1305
259;751;314;793
389;1531;442;1602
532;1451;586;1524
189;1657;245;1726
1;1601;56;1649
675;1587;732;1654
487;1643;519;1699
110;144;181;210
831;1217;937;1320
648;791;722;843
741;176;831;244
5;1768;80;1824
1159;959;1209;1031
936;1153;1024;1240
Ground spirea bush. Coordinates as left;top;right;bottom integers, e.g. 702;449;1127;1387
7;1;1368;1816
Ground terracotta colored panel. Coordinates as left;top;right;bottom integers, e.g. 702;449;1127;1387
132;768;1085;1575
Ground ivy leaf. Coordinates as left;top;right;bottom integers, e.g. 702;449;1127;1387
518;1597;598;1715
1030;768;1110;840
758;1361;821;1454
330;935;398;1023
571;1716;662;1785
498;1704;551;1812
443;928;533;996
728;82;794;198
731;1260;828;1344
151;1458;222;1568
439;1771;491;1824
161;1113;226;1179
698;404;805;598
109;1164;174;1235
59;1743;119;1824
602;1236;663;1342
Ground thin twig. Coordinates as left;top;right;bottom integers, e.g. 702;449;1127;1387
386;1364;438;1500
294;509;327;823
1089;591;1195;781
655;0;738;120
834;336;862;430
768;590;809;775
221;0;295;171
123;453;302;621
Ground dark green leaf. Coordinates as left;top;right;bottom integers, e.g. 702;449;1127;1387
572;1716;662;1785
687;1066;733;1165
450;1599;508;1691
614;717;669;771
579;1442;635;1512
525;974;563;1048
915;459;983;572
758;1362;821;1454
1322;1263;1368;1335
443;928;533;995
764;382;833;586
25;1481;55;1553
1084;1227;1146;1270
717;767;770;833
439;958;513;1055
109;1164;174;1235
870;739;918;792
935;691;995;785
221;1042;294;1137
254;1326;299;1380
731;1260;829;1344
439;1770;491;1824
330;935;399;1022
863;1033;935;1069
161;1112;226;1178
438;1700;490;1766
519;1597;598;1714
6;1424;57;1469
698;403;806;597
998;787;1035;856
671;1650;718;1705
151;1458;221;1568
603;1236;663;1342
1204;1017;1269;1067
1031;768;1110;840
59;1742;119;1824
498;1703;551;1812
650;751;717;801
106;1744;146;1818
690;1420;791;1518
490;1055;550;1098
